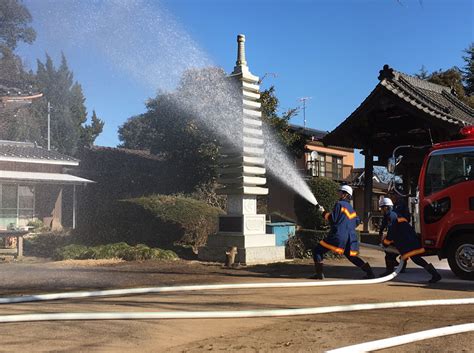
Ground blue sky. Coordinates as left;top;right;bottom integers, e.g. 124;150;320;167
17;0;473;166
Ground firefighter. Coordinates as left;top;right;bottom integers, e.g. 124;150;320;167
310;185;375;280
378;197;407;276
379;198;442;283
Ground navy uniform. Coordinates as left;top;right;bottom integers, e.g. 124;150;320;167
379;197;409;276
310;185;375;280
382;209;441;283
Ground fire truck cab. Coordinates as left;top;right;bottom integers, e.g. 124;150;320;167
389;126;474;280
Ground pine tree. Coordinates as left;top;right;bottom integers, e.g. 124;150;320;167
0;0;36;51
462;43;474;96
79;110;104;148
33;53;103;155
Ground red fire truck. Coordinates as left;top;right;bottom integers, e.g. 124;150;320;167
389;126;474;280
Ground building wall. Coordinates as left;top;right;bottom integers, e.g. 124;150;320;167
35;185;63;231
305;144;354;167
0;160;75;230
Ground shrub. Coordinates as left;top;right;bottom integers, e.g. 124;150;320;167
27;219;48;233
24;232;75;258
297;229;328;252
285;234;308;259
294;178;340;229
190;181;226;210
54;242;178;261
129;194;224;253
75;194;223;253
292;228;343;259
54;244;89;260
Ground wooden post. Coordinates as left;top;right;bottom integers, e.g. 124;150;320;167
17;235;23;258
363;148;374;233
72;184;76;229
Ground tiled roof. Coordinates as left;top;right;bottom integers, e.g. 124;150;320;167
378;65;474;126
289;124;328;140
323;65;474;150
0;140;79;164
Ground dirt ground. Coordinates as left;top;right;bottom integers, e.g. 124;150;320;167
0;249;472;353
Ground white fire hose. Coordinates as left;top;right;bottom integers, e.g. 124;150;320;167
0;298;471;323
326;322;474;353
0;251;402;305
0;243;470;352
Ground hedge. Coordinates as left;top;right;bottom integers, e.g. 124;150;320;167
74;194;223;253
54;242;178;261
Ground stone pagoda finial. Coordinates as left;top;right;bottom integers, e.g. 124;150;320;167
236;34;247;67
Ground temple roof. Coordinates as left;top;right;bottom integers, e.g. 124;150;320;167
378;65;474;126
323;65;474;156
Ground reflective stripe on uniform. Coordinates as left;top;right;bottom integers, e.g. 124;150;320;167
349;250;359;256
341;207;357;220
320;240;344;255
401;248;426;260
397;217;409;223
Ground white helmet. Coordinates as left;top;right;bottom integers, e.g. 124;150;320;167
339;185;353;196
379;197;394;207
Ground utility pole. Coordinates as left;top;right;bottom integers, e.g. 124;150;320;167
298;97;311;129
47;101;51;151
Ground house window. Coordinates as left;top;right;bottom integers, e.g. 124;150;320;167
332;156;343;180
318;153;326;177
0;184;35;229
18;186;35;226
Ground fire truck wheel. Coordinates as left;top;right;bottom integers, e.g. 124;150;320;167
447;235;474;281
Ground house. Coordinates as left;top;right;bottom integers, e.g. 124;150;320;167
0;140;93;231
290;125;354;181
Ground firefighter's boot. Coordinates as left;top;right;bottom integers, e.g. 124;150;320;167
399;257;408;273
309;262;324;280
379;257;397;277
361;262;375;279
424;263;442;283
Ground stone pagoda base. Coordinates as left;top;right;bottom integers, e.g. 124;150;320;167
198;233;285;265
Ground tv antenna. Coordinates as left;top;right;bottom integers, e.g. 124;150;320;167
298;97;312;129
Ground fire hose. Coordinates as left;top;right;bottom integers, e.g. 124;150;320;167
326;322;474;353
0;244;470;352
0;244;399;305
0;298;471;324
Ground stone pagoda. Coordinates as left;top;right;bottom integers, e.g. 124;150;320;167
199;34;285;265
